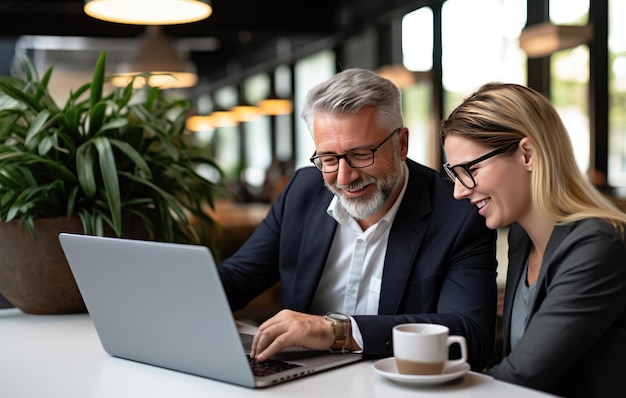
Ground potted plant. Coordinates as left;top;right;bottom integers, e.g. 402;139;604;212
0;51;229;314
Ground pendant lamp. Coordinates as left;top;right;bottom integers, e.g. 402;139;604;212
111;26;198;89
186;115;215;132
231;84;262;122
186;110;239;131
84;0;212;25
519;22;593;58
211;111;239;127
258;71;293;116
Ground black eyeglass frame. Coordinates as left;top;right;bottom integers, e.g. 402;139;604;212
309;127;402;173
443;142;518;189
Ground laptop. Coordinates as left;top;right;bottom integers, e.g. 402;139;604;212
58;233;362;388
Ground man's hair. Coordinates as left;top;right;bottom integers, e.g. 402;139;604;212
301;68;404;136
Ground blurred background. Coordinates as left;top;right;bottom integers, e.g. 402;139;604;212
0;0;623;200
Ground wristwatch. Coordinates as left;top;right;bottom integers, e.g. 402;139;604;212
324;311;351;353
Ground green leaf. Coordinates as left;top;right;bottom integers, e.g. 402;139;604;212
5;185;50;221
22;216;37;241
76;141;97;197
109;138;152;177
145;86;159;110
99;117;128;132
88;102;107;135
26;156;77;183
120;170;189;222
68;81;91;103
120;80;134;106
20;55;40;83
24;110;50;149
90;51;105;109
93;136;122;235
66;186;79;218
0;77;41;112
34;68;59;112
37;135;53;155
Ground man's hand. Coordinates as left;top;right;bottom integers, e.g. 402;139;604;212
249;309;334;362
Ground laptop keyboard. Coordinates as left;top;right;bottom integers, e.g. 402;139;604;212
247;355;302;376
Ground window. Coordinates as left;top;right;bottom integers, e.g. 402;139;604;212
402;7;436;168
608;0;626;195
550;0;591;174
442;0;527;113
294;50;336;170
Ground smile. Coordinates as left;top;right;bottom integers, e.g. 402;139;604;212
476;199;490;209
346;185;368;193
339;180;374;195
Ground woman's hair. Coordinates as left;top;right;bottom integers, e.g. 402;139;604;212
301;68;404;135
440;82;626;234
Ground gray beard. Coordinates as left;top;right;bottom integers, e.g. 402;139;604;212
327;161;405;220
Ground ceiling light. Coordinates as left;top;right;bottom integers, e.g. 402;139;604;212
186;109;240;131
84;0;212;25
209;110;239;128
376;65;416;90
258;95;293;116
186;115;215;132
231;84;262;122
519;22;593;58
111;26;198;89
257;69;293;116
258;72;292;116
231;103;262;122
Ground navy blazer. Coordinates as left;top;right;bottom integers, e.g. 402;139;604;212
218;160;498;370
489;220;626;397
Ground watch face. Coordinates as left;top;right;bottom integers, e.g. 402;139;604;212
326;311;349;321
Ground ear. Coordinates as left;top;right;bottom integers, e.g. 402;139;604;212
519;137;534;171
398;127;409;160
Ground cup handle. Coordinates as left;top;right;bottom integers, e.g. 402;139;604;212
444;335;467;372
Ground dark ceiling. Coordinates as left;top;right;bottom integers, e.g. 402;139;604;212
0;0;423;87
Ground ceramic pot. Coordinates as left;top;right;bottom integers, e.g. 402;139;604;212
0;217;87;314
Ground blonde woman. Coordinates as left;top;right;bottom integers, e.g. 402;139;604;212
441;82;626;397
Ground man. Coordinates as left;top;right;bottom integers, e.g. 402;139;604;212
218;68;497;371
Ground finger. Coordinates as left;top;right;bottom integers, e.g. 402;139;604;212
254;332;291;362
250;317;282;359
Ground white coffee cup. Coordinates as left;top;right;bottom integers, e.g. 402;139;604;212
392;323;468;375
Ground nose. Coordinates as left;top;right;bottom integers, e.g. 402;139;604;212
335;158;360;186
452;179;472;200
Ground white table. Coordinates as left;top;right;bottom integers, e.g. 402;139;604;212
0;308;555;397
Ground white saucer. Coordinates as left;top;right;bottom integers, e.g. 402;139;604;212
373;357;470;386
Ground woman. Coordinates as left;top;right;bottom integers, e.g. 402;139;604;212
440;82;626;397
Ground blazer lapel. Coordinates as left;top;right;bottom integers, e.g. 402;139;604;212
528;223;572;312
290;192;337;311
378;166;432;314
501;224;531;353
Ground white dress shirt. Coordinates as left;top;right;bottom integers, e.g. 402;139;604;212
310;164;408;349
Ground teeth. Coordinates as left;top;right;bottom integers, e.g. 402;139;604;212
477;199;489;209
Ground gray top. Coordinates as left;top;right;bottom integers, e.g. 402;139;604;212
510;262;536;350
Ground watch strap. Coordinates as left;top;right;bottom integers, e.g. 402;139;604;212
324;311;350;353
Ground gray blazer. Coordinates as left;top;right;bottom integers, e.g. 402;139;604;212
488;219;626;397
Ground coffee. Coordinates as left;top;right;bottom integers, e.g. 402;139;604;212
395;358;444;375
392;323;467;376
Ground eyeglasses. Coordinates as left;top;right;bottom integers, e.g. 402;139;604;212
310;128;401;173
443;142;518;189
